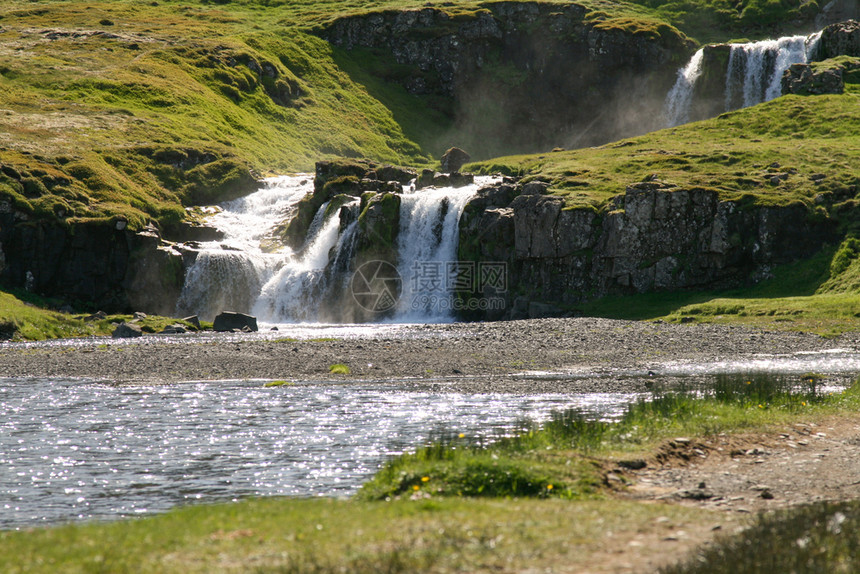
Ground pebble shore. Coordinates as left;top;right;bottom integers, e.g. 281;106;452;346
4;318;859;391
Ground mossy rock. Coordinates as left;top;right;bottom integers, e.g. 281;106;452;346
355;191;401;265
181;158;258;206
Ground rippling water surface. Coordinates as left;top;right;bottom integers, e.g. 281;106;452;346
0;378;636;530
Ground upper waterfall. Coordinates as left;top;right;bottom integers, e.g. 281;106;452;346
665;31;822;127
665;47;706;127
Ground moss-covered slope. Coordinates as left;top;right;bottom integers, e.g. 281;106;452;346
470;85;859;213
0;0;443;230
0;0;829;230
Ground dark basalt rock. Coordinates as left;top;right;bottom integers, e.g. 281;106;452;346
112;322;143;338
816;19;860;59
440;147;471;174
213;311;258;333
783;59;860;95
320;3;693;155
457;178;837;320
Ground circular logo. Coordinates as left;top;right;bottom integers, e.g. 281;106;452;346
350;260;402;313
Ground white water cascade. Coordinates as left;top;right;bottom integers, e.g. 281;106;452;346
725;32;821;109
665;31;821;126
175;176;313;322
394;181;488;322
177;175;493;324
664;47;706;127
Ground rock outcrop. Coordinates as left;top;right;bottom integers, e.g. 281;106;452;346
816;17;860;56
458;179;836;319
782;57;860;94
281;159;415;250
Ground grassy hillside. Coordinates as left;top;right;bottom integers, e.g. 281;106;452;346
0;0;446;229
471;86;859;211
0;0;825;230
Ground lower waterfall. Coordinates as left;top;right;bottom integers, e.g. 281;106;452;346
176;175;493;324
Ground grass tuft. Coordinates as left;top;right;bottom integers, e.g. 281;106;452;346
662;500;860;574
328;363;351;375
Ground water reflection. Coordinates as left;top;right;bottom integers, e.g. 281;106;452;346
0;378;636;529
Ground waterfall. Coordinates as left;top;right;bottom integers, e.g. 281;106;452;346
394;182;486;322
665;31;821;126
175;176;312;321
177;175;493;324
665;47;706;127
725;32;821;110
252;200;355;322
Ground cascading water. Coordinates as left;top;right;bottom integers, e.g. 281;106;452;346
394;181;489;322
725;32;822;109
664;47;706;127
175;176;312;321
177;174;494;324
251;201;356;322
665;31;821;126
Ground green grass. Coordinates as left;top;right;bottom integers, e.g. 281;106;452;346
0;291;96;340
0;496;731;574
470;90;860;212
328;363;351;374
0;0;441;229
662;500;860;573
0;290;202;340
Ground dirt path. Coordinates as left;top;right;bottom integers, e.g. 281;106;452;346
592;414;860;572
625;414;860;513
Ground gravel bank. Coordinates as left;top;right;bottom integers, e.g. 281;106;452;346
4;318;860;391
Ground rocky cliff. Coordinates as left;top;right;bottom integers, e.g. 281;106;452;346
458;179;836;319
0;208;186;315
320;3;693;157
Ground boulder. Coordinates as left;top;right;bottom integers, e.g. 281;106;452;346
165;221;225;243
782;62;847;95
159;324;187;335
213;311;258;332
112;322;143;338
416;169;436;189
817;18;860;53
182;315;202;330
440;147;471;174
84;311;107;322
521;181;550;195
